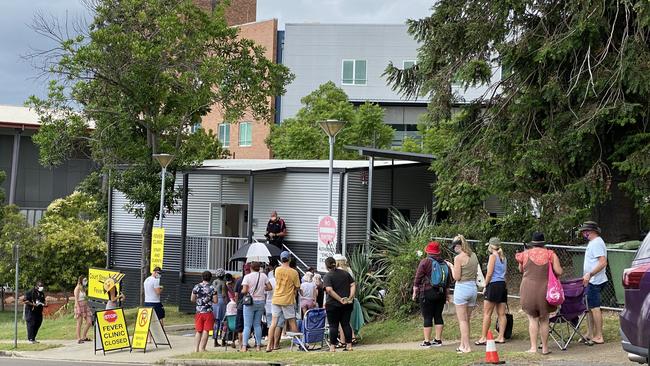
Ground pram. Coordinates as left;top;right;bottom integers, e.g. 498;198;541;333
548;278;589;350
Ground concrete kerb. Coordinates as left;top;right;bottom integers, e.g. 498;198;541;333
163;360;283;366
165;323;196;332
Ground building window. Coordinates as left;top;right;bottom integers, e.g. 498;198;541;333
218;123;230;147
403;60;416;69
342;59;367;85
239;122;252;146
191;123;202;133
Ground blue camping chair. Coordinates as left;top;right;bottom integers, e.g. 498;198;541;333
289;308;327;351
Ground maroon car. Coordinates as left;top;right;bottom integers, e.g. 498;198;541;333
620;232;650;364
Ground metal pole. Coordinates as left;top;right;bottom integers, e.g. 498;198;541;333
365;156;374;245
13;244;19;349
328;135;334;216
159;166;166;228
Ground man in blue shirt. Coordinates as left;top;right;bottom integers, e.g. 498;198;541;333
579;221;608;346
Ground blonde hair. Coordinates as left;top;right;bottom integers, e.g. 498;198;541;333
453;234;473;255
489;244;505;261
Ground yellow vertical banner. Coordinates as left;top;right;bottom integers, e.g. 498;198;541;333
150;227;165;273
131;308;153;350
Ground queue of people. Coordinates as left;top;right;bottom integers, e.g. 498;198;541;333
411;220;609;355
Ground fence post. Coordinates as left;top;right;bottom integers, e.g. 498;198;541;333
13;244;19;349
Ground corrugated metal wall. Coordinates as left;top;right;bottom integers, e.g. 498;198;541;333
372;165;433;223
344;171;368;253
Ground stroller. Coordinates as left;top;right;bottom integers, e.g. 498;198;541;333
548;278;589;350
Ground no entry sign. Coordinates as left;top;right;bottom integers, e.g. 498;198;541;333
317;216;337;272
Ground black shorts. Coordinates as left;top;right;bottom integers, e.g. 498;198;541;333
484;281;507;303
235;307;244;332
144;302;165;320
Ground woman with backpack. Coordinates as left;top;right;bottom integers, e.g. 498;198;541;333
412;241;451;348
476;237;508;345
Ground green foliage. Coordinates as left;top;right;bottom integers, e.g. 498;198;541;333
0;205;40;289
369;210;438;319
26;0;293;281
348;246;385;322
385;0;650;240
36;192;107;292
267;82;394;159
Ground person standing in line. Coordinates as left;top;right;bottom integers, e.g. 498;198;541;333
266;251;301;353
516;232;563;355
241;262;272;352
450;234;478;354
191;271;217;353
579;221;608;346
313;273;324;308
323;256;356;352
211;268;228;346
412;241;451;348
234;264;251;349
265;211;287;249
476;237;508;345
265;265;285;351
105;278;124;310
300;272;318;316
74;276;92;343
143;267;165;326
23;281;47;344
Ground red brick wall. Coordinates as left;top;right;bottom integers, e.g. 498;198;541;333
194;0;256;26
201;19;278;159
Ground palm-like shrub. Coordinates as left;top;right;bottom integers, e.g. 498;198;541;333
348;246;385;322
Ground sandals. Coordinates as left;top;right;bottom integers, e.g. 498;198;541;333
474;340;486;346
585;340;604;346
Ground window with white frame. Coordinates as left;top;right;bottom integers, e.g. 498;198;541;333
403;60;416;69
218;123;230;147
342;59;367;85
239;122;252;146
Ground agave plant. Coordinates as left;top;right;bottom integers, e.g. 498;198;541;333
370;209;433;261
348;246;386;323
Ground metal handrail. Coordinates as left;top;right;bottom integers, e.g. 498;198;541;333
281;244;307;275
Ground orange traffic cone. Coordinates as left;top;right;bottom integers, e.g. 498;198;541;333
485;330;505;364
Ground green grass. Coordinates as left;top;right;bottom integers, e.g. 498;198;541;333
0;343;62;351
0;304;193;340
360;308;622;345
178;349;539;366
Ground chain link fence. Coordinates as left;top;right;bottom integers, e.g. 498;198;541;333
432;237;637;311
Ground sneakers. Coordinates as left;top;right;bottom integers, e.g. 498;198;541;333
431;339;442;347
419;341;432;348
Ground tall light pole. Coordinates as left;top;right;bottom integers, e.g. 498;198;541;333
152;153;175;227
318;120;346;216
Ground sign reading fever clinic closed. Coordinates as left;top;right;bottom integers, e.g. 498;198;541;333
94;308;131;354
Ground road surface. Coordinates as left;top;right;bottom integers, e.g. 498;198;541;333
0;358;150;366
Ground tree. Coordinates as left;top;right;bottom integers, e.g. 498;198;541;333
267;82;394;159
27;0;293;303
385;0;650;242
0;205;40;290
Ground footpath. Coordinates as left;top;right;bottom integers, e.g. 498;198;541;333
0;324;631;366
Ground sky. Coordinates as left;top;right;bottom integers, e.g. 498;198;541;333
0;0;433;106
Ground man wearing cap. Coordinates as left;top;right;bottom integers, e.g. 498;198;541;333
144;267;165;326
266;251;300;352
579;221;608;345
265;211;287;249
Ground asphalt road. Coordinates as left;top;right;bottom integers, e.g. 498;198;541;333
0;358;150;366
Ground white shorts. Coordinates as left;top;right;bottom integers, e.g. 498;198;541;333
272;304;296;320
453;281;478;307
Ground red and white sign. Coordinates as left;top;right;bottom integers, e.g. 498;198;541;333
103;310;117;323
317;216;337;272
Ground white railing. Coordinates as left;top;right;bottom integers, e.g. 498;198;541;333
185;236;247;273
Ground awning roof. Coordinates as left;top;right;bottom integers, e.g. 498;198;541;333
192;158;420;175
345;146;435;163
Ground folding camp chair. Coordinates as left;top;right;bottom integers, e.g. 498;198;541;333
220;315;238;350
548;278;589;350
289;308;327;351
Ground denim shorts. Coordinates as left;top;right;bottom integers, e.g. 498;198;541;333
453;281;477;306
587;282;607;309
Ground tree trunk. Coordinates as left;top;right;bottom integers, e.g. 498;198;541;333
140;216;154;306
594;177;640;243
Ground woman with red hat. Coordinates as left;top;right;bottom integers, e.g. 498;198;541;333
412;241;451;348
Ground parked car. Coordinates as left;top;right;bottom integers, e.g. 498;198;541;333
620;231;650;364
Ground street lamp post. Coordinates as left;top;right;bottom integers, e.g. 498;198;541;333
152;153;175;227
318;120;346;216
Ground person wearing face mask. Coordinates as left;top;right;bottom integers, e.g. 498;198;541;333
578;221;608;346
23;281;47;343
74;275;93;343
144;266;165;326
265;211;287;249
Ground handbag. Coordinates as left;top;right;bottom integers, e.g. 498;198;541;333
546;250;565;306
495;304;514;339
476;264;486;291
241;273;261;306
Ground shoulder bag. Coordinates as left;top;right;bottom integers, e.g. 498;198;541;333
242;273;261;306
546;250;565;306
